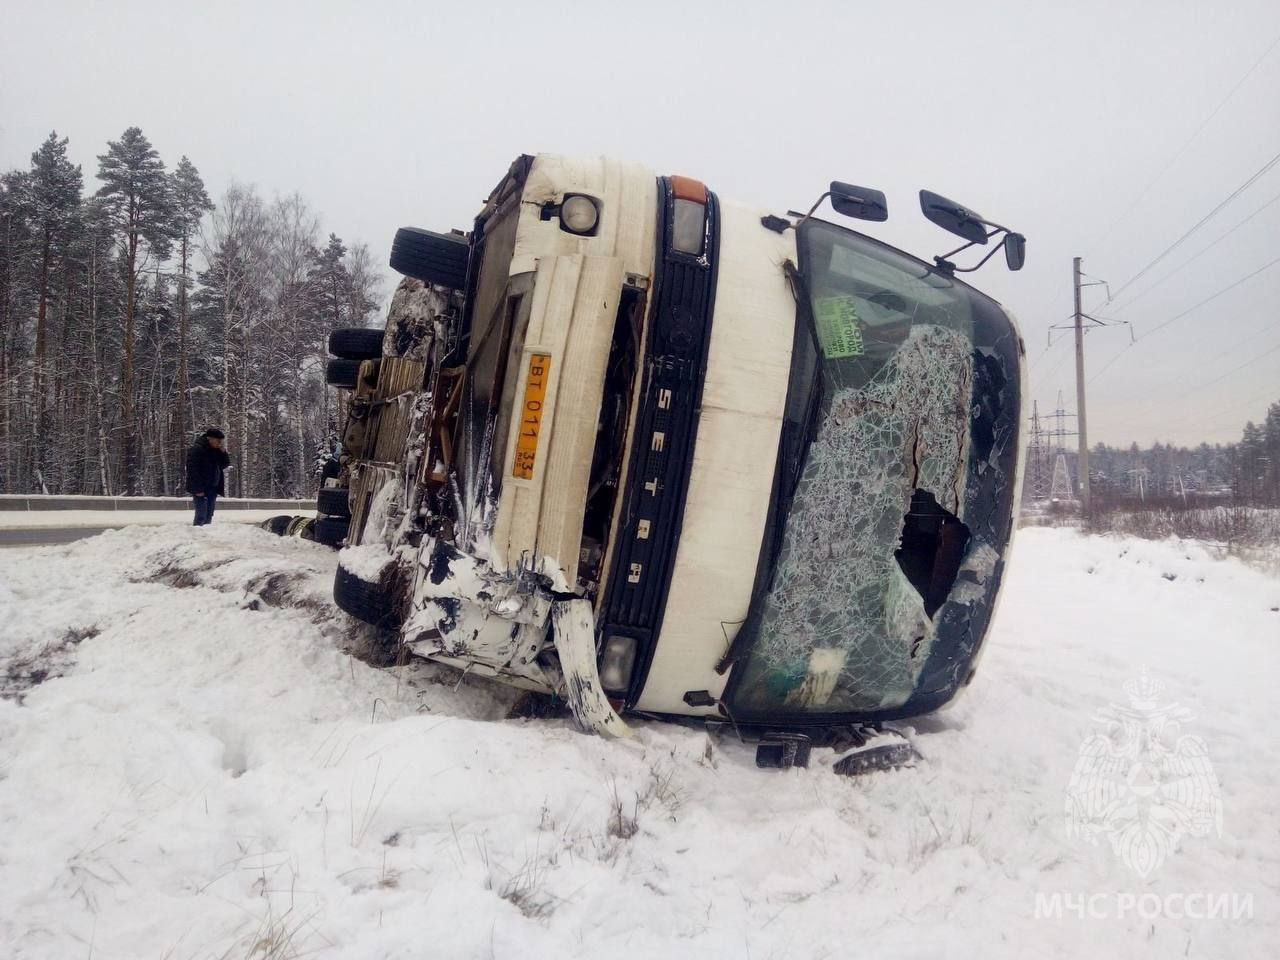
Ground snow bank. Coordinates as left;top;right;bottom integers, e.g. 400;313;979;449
338;542;396;582
0;525;1276;958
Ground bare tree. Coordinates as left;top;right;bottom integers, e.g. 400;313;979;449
197;184;270;496
269;193;321;491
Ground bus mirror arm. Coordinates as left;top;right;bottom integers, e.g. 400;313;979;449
934;225;1026;275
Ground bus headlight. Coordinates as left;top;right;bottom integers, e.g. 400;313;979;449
559;194;600;235
599;634;638;693
669;175;708;255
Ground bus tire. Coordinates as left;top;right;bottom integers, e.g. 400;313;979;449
325;358;361;388
316;487;351;517
312;515;350;548
389;227;469;290
333;564;401;628
260;514;295;536
328;327;384;361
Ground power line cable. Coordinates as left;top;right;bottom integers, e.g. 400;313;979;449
1107;189;1280;312
1186;316;1275;374
1029;318;1078;371
1099;282;1277;430
1178;341;1280;398
1028;342;1053;370
1085;344;1132;387
1039;339;1076;383
1093;29;1280;247
1140;253;1280;339
1087;253;1280;384
1108;148;1280;302
1190;384;1280;427
1124;336;1280;432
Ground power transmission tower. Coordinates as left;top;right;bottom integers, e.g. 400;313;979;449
1050;453;1074;500
1028;400;1048;500
1046;392;1077;451
1044;391;1078;501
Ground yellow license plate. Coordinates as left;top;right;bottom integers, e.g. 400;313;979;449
512;352;552;480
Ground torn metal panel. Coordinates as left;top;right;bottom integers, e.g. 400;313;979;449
402;537;554;686
360;467;404;548
551;599;633;738
383;277;455;362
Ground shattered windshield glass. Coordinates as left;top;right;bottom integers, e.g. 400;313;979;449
726;221;1020;719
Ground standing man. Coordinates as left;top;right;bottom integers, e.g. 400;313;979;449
186;428;231;526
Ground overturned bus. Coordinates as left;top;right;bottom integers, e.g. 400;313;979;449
319;154;1026;772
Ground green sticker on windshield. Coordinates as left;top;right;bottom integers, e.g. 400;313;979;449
813;296;865;359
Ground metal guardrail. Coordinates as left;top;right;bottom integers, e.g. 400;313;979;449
0;495;312;512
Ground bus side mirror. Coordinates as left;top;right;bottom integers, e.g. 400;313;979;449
1004;232;1026;271
829;182;888;222
920;190;988;244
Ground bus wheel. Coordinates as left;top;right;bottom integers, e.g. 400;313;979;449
333;563;401;628
316;486;351;517
312;515;350;547
325;358;361;388
390;227;469;290
328;327;384;361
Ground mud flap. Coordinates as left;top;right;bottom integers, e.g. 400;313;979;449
550;599;633;739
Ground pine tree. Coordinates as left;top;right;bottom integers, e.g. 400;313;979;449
62;196;120;493
311;233;350;429
96;127;173;492
1264;402;1280;504
169;156;213;465
0;170;35;491
2;130;392;498
24;132;83;489
314;233;349;328
1237;422;1264;502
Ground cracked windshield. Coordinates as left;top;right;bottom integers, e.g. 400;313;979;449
731;222;977;715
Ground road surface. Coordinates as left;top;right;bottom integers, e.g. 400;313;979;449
0;510;311;547
1;526;134;547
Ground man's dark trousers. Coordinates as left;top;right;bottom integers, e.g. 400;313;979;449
193;493;218;526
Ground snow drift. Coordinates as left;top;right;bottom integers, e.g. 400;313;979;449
1;524;1276;958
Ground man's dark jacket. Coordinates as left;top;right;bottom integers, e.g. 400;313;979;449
185;437;230;496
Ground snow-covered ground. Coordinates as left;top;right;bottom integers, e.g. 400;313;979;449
1;524;1276;958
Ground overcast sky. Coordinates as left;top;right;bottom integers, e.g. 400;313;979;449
3;0;1278;446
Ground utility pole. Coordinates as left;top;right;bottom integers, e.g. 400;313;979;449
1073;257;1090;515
1048;260;1122;513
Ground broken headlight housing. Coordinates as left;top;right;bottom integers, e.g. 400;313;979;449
598;634;638;693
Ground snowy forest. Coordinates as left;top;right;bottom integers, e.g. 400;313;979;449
0;128;381;498
2;129;1277;507
1026;404;1280;506
1089;412;1280;504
